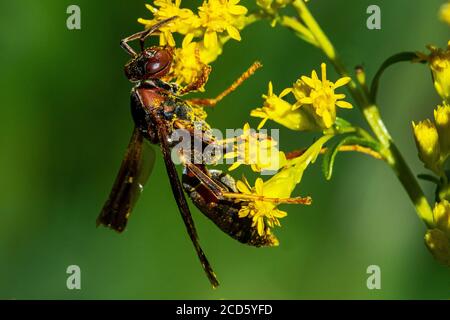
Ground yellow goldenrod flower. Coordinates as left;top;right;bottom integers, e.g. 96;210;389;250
433;200;450;238
170;34;222;86
235;135;332;237
417;42;450;102
138;1;201;46
439;1;450;26
425;228;450;267
434;102;450;158
250;82;320;131
236;177;288;236
198;0;248;49
412;119;442;175
292;63;352;129
224;123;287;172
251;65;352;131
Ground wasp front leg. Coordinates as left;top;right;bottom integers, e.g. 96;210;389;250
186;61;262;108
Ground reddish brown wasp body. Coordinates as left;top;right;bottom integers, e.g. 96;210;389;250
98;17;309;287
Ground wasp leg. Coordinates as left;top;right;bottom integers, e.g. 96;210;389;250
221;192;312;205
183;162;312;205
152;112;219;288
186;61;262;107
183;163;227;198
178;61;212;95
138;16;178;51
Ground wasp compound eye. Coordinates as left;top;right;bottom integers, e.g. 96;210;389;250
146;50;171;77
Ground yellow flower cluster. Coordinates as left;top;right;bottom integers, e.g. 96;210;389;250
138;0;249;86
425;200;450;266
235;135;332;236
251;63;352;131
412;102;450;176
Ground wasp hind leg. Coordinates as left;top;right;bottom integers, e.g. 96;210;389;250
183;162;312;205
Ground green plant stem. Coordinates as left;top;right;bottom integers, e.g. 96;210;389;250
292;0;434;227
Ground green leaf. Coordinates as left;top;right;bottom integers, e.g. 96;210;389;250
417;174;440;185
370;52;422;103
322;135;380;180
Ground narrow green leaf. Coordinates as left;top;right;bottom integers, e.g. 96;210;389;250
322;135;380;180
370;52;423;102
417;173;440;185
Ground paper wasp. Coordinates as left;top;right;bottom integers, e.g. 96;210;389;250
97;17;310;287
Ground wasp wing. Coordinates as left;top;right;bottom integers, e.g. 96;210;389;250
153;114;219;288
97;127;155;232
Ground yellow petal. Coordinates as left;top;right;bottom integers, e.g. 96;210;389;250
229;4;248;15
165;31;176;47
228;162;241;171
336;100;353;109
251;109;268;119
257;218;264;236
257;117;269;130
301;76;316;88
280;87;293;98
238;207;250;218
268;81;273;96
223;152;237;159
299;97;314;104
292;101;302;110
182;33;194;48
145;4;156;12
255;178;264;195
321;63;327;82
204;30;218;49
159;33;166;46
272;209;287;218
334;77;351;88
137;18;153;25
236;180;251;194
226;26;241;41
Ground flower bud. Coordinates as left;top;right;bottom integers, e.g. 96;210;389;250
439;2;450;26
424;228;450;267
412;119;441;175
434;102;450;158
433;200;450;238
421;42;450;101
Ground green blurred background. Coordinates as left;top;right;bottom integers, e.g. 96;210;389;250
0;0;449;299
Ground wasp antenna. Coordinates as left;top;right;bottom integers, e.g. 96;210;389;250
139;16;179;51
